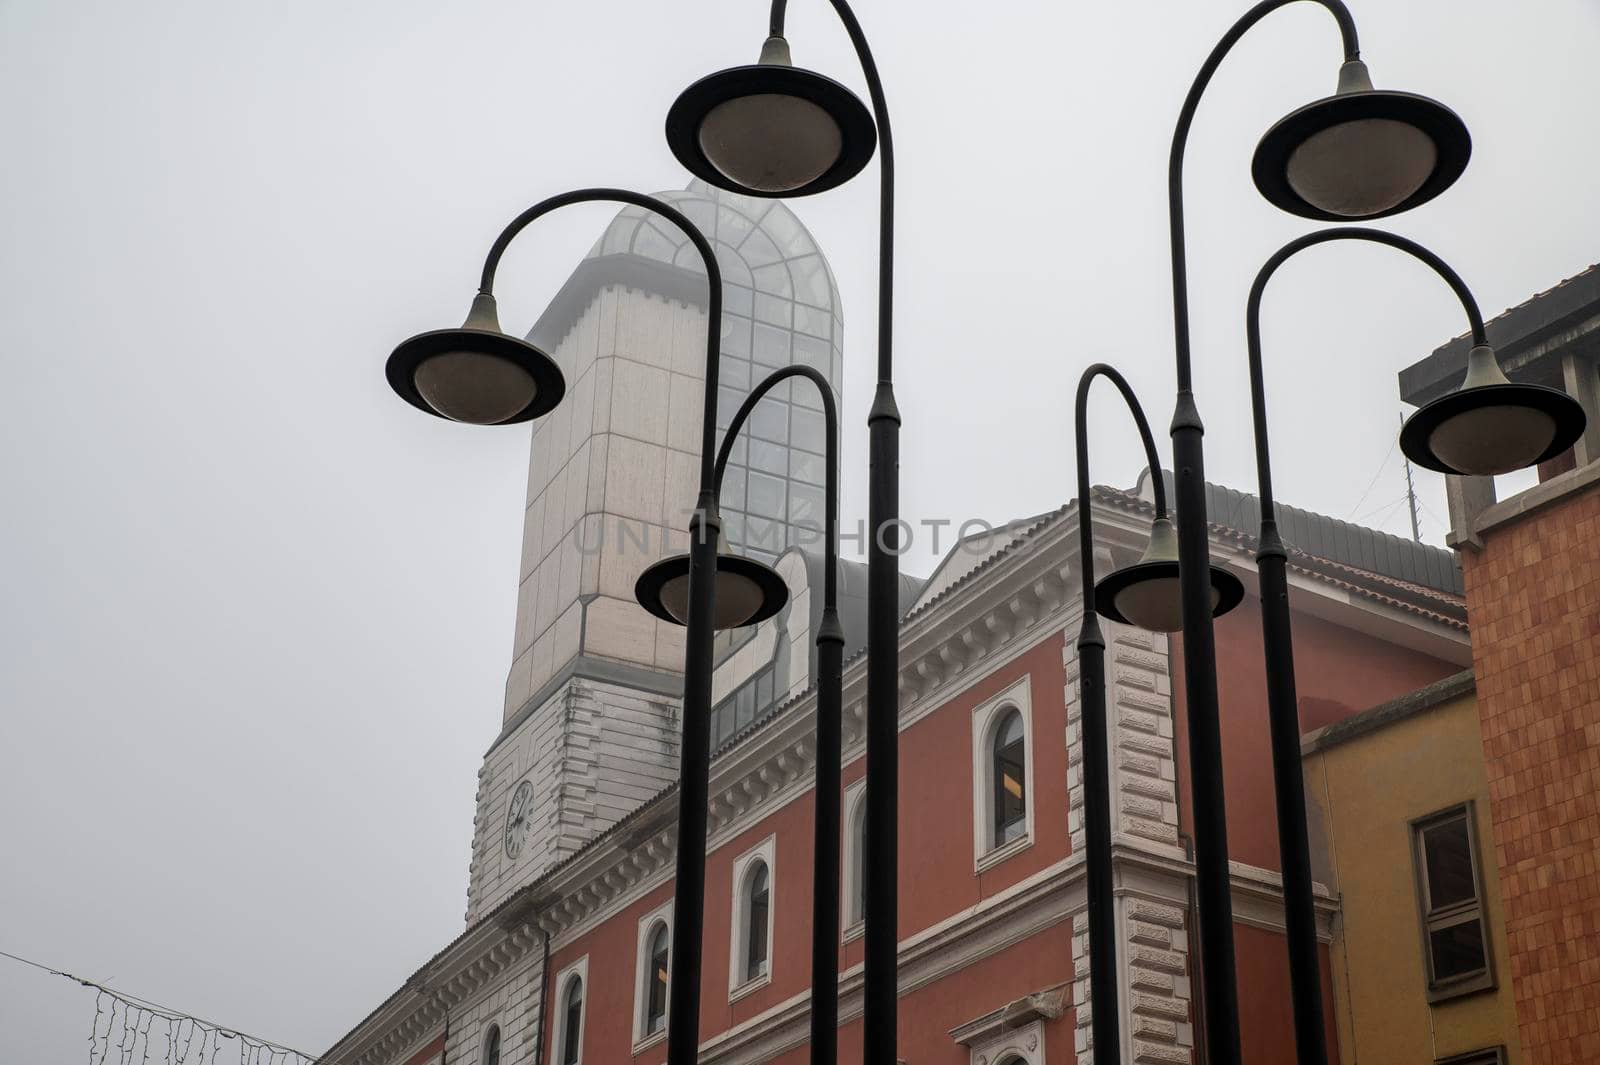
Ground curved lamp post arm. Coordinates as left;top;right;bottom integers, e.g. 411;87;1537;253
1169;0;1358;390
763;6;899;1063
1245;226;1485;518
1075;365;1169;621
767;0;894;383
1165;12;1360;1064
713;365;839;607
1238;227;1484;1065
483;192;726;1065
712;363;843;1065
1073;363;1168;1065
477;188;726;498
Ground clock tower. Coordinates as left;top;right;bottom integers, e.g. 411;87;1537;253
462;182;844;921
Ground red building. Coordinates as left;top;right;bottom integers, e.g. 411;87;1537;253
324;471;1469;1065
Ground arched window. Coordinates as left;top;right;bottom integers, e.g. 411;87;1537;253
559;975;583;1065
729;836;777;996
847;793;867;928
644;923;670;1036
743;861;770;982
993;708;1027;847
481;1024;501;1065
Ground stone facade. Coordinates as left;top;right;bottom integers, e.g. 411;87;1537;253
467;677;681;921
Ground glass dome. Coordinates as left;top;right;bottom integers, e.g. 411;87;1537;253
581;181;845;563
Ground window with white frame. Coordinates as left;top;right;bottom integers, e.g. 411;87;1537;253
480;1024;502;1065
1412;803;1494;1000
551;956;587;1065
966;1018;1046;1065
841;781;867;938
729;835;777;997
971;676;1035;870
632;899;673;1048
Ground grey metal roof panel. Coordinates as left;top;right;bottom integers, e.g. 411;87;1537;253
1399;263;1600;405
1156;470;1463;595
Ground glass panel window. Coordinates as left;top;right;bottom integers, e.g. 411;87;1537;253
745;862;770;981
789;483;824;530
791;408;826;454
560;978;583;1065
482;1026;501;1065
790;449;826;486
749;439;788;475
993;710;1027;847
794;304;832;340
750;399;788;443
754;292;793;328
752;322;791;368
645;925;669;1035
1412;806;1493;998
721;314;751;358
1422;818;1476;910
794;334;830;373
748;472;787;521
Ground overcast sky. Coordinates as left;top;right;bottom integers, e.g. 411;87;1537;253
2;0;1596;1059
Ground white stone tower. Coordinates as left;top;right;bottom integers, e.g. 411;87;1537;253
463;183;845;920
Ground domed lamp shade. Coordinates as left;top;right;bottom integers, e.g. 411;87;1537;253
1400;344;1588;476
1094;518;1245;633
666;36;877;198
635;547;790;631
1253;59;1471;221
387;293;566;425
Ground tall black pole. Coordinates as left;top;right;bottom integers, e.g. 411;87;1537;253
1074;365;1171;1065
713;367;844;1065
770;4;900;1061
410;186;724;1065
1164;7;1358;1065
1243;227;1487;1065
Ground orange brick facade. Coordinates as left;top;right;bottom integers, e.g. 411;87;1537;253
1461;484;1600;1065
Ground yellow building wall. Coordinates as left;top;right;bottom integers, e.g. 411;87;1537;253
1304;687;1521;1064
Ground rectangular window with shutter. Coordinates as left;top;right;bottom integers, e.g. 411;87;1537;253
1411;803;1495;1001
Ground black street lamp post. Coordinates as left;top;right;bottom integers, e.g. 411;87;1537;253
1164;5;1471;1063
386;188;793;1065
1073;364;1245;1065
1240;226;1584;1065
635;364;843;1065
665;2;899;1061
708;367;844;1065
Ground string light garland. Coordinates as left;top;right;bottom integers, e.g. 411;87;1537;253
0;947;322;1065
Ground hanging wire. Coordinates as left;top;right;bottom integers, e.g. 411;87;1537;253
0;946;322;1065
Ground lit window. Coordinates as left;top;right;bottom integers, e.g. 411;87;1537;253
481;1025;501;1065
993;709;1027;848
645;923;669;1034
970;678;1034;870
559;975;583;1065
1412;805;1494;1000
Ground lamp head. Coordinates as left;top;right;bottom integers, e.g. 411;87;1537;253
1400;344;1587;476
635;544;789;631
1253;59;1471;220
387;293;566;425
1093;517;1245;633
666;35;877;197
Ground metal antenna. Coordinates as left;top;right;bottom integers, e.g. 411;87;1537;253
1401;412;1422;542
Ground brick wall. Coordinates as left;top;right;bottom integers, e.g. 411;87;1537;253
1461;484;1600;1065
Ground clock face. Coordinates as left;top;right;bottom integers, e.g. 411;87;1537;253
504;780;534;860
